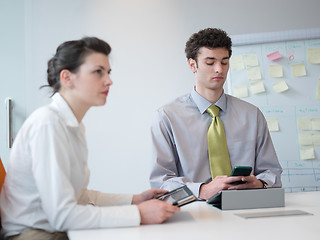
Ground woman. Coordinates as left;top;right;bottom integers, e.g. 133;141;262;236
0;37;179;240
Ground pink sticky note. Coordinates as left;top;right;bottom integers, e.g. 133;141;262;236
267;51;282;61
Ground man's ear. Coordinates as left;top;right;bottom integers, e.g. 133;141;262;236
188;58;197;73
60;69;73;88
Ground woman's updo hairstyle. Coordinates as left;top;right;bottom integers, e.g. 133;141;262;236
45;37;111;94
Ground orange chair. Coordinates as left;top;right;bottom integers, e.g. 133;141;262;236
0;157;5;238
0;157;6;192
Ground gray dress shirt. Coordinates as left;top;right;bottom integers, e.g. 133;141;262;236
150;88;282;197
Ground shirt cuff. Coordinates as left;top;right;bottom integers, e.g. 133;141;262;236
185;182;203;198
99;205;141;228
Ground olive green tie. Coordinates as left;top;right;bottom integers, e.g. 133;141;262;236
206;105;232;178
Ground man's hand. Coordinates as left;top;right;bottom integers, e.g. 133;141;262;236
228;174;264;190
199;175;242;200
199;174;263;200
137;199;180;224
132;188;168;205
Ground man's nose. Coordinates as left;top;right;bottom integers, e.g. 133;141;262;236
214;62;223;73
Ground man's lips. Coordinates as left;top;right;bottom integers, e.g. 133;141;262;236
212;76;224;80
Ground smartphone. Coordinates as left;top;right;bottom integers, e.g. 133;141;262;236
230;166;252;185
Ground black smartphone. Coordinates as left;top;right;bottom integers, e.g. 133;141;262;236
230;166;252;185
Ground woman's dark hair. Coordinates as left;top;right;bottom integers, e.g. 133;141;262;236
43;37;111;94
185;28;232;63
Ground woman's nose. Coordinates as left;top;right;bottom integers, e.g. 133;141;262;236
104;76;113;86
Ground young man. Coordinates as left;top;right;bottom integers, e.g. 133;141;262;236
149;28;282;200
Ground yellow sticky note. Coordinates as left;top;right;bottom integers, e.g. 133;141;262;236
307;48;320;64
317;78;320;100
247;66;262;80
230;55;245;70
250;81;265;94
269;65;283;78
272;80;289;93
266;118;279;132
311;118;320;130
245;54;259;67
291;63;307;77
298;132;313;145
300;146;315;160
298;118;311;130
233;85;248;98
312;133;320;146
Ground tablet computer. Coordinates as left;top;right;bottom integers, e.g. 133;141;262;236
157;186;197;207
206;190;222;208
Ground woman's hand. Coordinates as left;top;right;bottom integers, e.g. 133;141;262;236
132;188;168;204
137;199;180;224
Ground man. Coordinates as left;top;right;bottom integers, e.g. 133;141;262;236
149;28;282;200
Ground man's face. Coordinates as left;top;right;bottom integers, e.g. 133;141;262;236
189;47;230;94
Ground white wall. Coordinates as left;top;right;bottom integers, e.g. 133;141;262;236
0;0;26;168
12;0;320;193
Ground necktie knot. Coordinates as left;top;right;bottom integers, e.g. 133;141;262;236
206;105;220;118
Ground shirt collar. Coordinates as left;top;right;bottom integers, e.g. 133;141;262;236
191;87;227;114
51;93;82;128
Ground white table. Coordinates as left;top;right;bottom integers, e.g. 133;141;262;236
68;191;320;240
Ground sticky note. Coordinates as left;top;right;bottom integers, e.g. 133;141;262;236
312;133;320;146
300;146;315;160
269;65;283;78
307;48;320;64
267;51;282;61
298;118;311;130
245;54;259;67
230;55;245;70
298;132;313;145
247;66;262;80
317;78;320;100
250;81;265;94
311;118;320;130
266;118;279;132
233;85;248;98
272;80;289;93
291;63;307;77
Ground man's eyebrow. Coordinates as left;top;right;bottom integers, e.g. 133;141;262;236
204;57;230;60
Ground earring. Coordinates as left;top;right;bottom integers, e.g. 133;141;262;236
69;83;73;87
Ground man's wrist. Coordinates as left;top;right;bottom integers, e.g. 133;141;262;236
258;179;268;189
199;183;209;199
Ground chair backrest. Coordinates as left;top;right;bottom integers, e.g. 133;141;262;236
0;157;6;192
0;158;4;238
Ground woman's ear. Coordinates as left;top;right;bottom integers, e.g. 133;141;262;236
60;69;73;88
188;58;197;73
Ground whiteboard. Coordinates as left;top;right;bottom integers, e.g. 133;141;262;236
227;29;320;192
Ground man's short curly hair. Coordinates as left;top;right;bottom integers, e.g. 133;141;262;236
185;28;232;61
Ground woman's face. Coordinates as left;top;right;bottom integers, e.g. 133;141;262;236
70;52;113;108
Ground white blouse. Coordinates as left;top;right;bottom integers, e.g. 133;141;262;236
0;93;140;237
